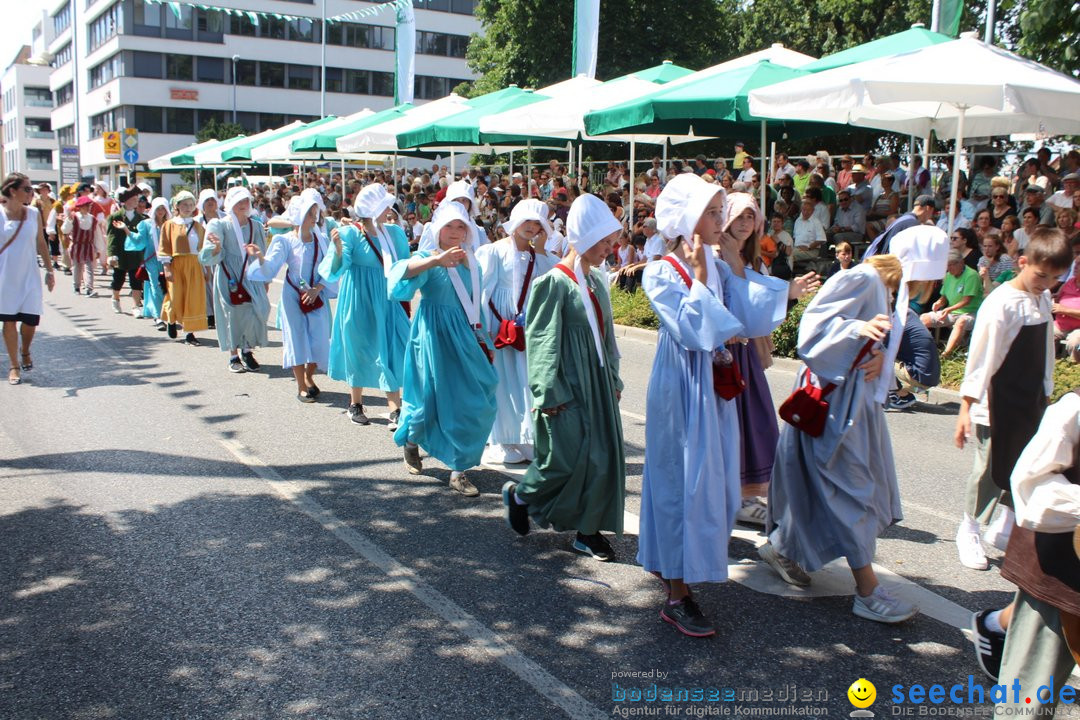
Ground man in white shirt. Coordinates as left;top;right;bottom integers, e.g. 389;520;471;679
774;153;796;182
1047;172;1078;210
792;199;827;269
828;190;867;247
737;156;757;184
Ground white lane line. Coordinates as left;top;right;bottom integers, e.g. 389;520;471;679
47;300;605;720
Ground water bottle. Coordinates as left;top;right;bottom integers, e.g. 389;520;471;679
714;347;733;368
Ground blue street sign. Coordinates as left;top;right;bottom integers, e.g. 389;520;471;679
123;147;139;165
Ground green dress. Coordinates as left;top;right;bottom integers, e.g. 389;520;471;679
515;265;625;536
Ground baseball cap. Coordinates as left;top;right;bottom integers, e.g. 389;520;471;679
1025;184;1045;194
1063;172;1080;182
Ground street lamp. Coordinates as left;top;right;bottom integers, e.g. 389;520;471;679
231;54;240;124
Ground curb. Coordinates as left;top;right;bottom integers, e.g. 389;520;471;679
612;323;963;407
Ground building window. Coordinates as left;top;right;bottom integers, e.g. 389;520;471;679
129;50;161;78
329;22;394;51
287;64;317;90
197;57;225;83
195;9;224;41
25;118;54;139
163;4;193;39
133;105;164;133
89;54;123;89
325;67;343;93
57;125;75;146
288;18;317;42
236;59;257;85
88;2;123;51
235;111;257;133
55;83;75;106
51;42;73;68
27;149;54;169
371;71;394;97
260;61;285;88
344;68;370;95
53;2;72;35
230;15;256;37
89;109;118;139
164;54;193;81
196;109;226;131
264;16;286;40
260;113;285;131
132;1;162;36
165;107;195;134
24;87;54;108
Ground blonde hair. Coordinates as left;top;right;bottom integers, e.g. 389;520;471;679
864;254;903;292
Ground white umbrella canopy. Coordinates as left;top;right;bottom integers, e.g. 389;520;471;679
336;94;470;154
193;122;305;165
251;110;373;162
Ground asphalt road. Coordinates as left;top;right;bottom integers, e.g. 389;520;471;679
0;281;1024;720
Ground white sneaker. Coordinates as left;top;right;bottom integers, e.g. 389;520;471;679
983;509;1013;551
482;444;512;464
501;445;527;464
853;585;919;624
131;306;143;318
956;526;988;570
735;497;768;527
111;299;122;314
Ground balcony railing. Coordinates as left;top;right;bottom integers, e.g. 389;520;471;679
25;99;54;108
27;161;54;170
25;130;55;139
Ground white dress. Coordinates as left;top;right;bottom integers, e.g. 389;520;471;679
0;207;43;318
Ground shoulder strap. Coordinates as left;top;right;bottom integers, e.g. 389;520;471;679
363;231;383;265
552;263;606;339
0;213;29;259
819;340;877;399
516;247;536;314
662;255;693;289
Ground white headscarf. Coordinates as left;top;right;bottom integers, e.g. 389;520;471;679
147;197;171;253
655;173;727;297
197;188;219;220
444;179;478;217
295;188;327;244
502;198;554;239
566;193;621;366
874;225;949;403
284;196;303;227
224;186;255;256
353;183;400;272
430;201;483;333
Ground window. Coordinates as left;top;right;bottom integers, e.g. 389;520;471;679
25;87;53;107
27;149;54;168
415;75;453;100
345;68;369;95
264;16;286;40
260;61;285;88
89;54;123;88
197;57;225;83
25;118;54;139
236;59;256;85
88;2;123;51
51;42;73;68
325;67;343;93
130;51;162;78
133;106;163;133
287;64;316;90
89;108;118;138
57;125;75;146
55;83;75;106
164;4;192;39
235;111;257;133
196;109;226;131
450;0;475;14
165;54;193;80
260;113;285;131
230;15;256;36
329;22;394;51
53;2;72;35
371;71;394;97
132;1;161;36
165;107;194;134
288;18;317;42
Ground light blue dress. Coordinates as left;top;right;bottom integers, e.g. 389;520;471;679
247;230;337;370
198;217;270;354
477;241;558;446
636;256;788;584
388;252;498;471
319;224;410;391
766;264;901;572
126;219;164;320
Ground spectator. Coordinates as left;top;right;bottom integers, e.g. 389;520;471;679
904;156;930;199
649;157;666;186
952;227;981;270
988;186;1018;228
774;153;796;182
1013;207;1038;253
828;190;867;249
1048;172;1080;211
937;197;972;233
888;284;942;411
969;157;997;210
921;250;983;356
973;209;994;242
977;233;1016;293
824;241;855;278
792;159;812;195
836;154;855;191
866;194;937;256
803;186;831;229
865;172;900;240
733;141;747;169
1000;215;1021;258
712;158;731;186
737;156;757;184
849;164;873;213
1056;207;1079;247
808;173;836;217
792;198;827;271
1053;238;1080;362
764;214;793;280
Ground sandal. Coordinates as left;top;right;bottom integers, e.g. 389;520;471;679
8;367;21;385
20;352;32;371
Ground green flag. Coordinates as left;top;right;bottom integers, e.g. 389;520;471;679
938;0;963;36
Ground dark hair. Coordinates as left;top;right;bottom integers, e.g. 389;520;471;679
804;187;823;202
955;227;978;250
796;159;811;170
1026;227;1072;270
1;172;28;198
1021;206;1038;219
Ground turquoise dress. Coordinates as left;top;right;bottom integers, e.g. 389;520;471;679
319;224;411;391
127;219;164;320
388;252;498;471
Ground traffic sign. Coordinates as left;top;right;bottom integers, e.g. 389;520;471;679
123;147;139;165
103;131;121;158
124;128;139;148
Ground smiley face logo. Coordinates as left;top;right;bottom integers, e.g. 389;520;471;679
848;678;876;709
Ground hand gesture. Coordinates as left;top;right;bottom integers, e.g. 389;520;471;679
541;403;568;416
112;219;126;230
207;232;222;256
858;313;892;342
244;243;263;260
978;265;989;280
302;285;321;306
857;346;885;382
687;235;709;282
437;247;467;268
330;228;342;254
789;271;820;299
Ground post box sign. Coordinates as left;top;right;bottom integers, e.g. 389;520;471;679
170;88;199;101
103;131;121;158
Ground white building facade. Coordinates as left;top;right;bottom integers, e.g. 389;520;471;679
2;43;60;187
42;0;479;188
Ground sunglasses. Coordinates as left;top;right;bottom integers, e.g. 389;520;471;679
992;193;1007;198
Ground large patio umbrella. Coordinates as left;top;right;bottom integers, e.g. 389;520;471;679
194;123;304;165
148;138;241;171
252;112;370;162
220;116;340;163
748;32;1080;231
336;94;471;155
799;25;952;73
289;105;412;156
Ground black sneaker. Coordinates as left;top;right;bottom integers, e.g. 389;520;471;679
240;351;260;371
207;315;216;330
403;443;422;474
502;481;530;536
660;596;716;638
888;392;917;411
971;610;1005;681
572;532;614;561
228;357;246;373
184;333;200;346
387;409;400;431
167;323;178;339
348;403;370;425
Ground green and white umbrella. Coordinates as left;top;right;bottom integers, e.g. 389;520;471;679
219;116;339;163
289;104;412;157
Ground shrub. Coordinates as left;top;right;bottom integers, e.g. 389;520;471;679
772;295;813;359
609;288;659;330
939;353;1078;402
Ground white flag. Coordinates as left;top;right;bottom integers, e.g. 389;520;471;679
572;0;600;79
395;0;416;104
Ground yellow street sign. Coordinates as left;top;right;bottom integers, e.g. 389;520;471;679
103;131;121;158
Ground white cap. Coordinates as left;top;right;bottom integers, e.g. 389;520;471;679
567;193;621;255
656;174;725;241
295;188;326;226
503;198;553;239
420;200;479;253
354;182;396;220
197;188;218;217
890;225;950;282
224;186;253;215
444;179;478;217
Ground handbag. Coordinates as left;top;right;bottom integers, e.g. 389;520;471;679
134;264;149;282
490;248;535;352
662;256;746;400
778;340;875;437
221;220;254;305
286;234;324;314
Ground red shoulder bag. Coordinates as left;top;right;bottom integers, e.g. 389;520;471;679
489;248;535;352
778;340;875;437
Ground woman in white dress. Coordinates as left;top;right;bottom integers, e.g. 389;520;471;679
1;173;56;385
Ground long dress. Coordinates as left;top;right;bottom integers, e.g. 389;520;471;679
158;219;208;332
126;219;165;319
637;256;787;583
199;217;270;353
477;241;558;447
388;252;498;471
319;224;410;391
766;264;902;572
0;206;43;318
246;229;337;370
514;266;625;535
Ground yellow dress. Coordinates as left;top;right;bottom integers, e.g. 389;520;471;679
158;218;208;331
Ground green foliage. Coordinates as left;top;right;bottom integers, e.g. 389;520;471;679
609;288;659;330
195;118;246;145
771;294;813;359
1015;0;1080;78
939;352;1080;402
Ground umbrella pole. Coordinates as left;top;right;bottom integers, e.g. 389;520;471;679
947;106;967;236
759;120;767;212
577;143;583;185
662;139;668;180
451;147;456;178
629;138;636;229
907;135;916;211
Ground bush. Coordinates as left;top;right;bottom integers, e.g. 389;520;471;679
772;295;813;359
609;288;659;330
939;352;1079;402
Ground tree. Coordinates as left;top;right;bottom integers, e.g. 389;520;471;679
196;117;246;145
1015;0;1080;77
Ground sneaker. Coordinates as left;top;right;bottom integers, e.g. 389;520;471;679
757;541;811;587
131;306;143;318
348;403;370;425
184;333;200;346
983;509;1013;551
387;409;400;431
167;324;178;339
62;266;72;275
502;481;530;536
207;315;216;330
660;596;716;638
403;444;422;475
86;289;98;298
852;585;919;624
449;472;479;497
156;320;167;332
73;284;81;294
228;358;246;373
111;299;122;314
971;610;1006;681
735;497;768;527
239;351;260;371
888;392;917;411
956;525;988;570
572;532;614;562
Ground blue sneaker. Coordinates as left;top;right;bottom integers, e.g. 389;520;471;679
572;532;614;561
888;392;917;411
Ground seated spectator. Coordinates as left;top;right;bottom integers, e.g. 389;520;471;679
792;198;827;272
609;231;643;288
836;154;855;191
849;164;873;213
1001;215;1021;258
936;196;972;234
808;172;836;217
1012;206;1039;253
866;194;937;256
951;227;981;270
1054;239;1080;362
921;250;983;356
804;186;830;228
737;156;757;184
764;214;793;280
827;190;866;248
989;185;1018;228
1056;207;1079;246
972;208;994;243
824;241;855;278
1020;184;1055;227
792;159;812;195
889;284;942;411
977;233;1016;293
